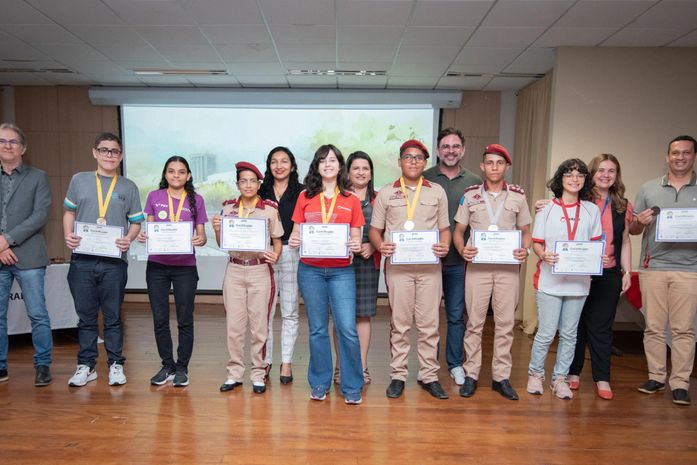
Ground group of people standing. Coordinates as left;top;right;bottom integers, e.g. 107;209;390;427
0;121;695;407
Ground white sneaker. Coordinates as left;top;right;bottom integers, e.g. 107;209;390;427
551;376;573;400
526;373;544;395
449;366;466;385
108;363;127;386
68;364;97;387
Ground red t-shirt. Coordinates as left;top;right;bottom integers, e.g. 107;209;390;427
292;190;365;267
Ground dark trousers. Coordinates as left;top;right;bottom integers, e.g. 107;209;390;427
146;261;198;372
569;267;621;382
68;254;127;368
441;263;465;370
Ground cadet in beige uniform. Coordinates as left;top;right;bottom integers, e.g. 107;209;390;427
213;162;283;394
453;144;531;400
369;139;451;400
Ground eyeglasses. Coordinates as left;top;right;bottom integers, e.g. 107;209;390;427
562;173;586;179
0;139;22;147
439;144;462;151
96;147;122;157
237;179;260;186
400;154;426;163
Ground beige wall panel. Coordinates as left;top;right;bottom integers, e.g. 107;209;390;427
59;176;73;201
101;106;120;134
443;91;501;137
44;219;68;261
460;135;497;177
59;132;99;176
14;87;59;132
58;86;105;133
47;176;63;220
23;131;61;175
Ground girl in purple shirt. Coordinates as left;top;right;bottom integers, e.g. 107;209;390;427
137;156;208;387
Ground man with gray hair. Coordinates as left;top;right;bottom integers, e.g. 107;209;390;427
0;123;53;387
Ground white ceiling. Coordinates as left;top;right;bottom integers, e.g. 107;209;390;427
0;0;695;91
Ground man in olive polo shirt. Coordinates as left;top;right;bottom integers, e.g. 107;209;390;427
630;135;697;406
423;128;480;385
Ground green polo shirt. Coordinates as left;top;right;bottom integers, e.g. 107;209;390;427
423;164;481;265
634;172;697;272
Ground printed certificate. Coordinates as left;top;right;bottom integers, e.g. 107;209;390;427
655;208;697;242
300;223;349;258
391;230;439;265
552;240;605;276
221;217;268;252
74;222;123;258
146;221;193;255
472;230;521;265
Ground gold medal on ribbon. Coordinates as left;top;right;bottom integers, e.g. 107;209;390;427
167;189;186;222
239;196;259;218
95;171;117;226
320;187;339;224
399;176;423;231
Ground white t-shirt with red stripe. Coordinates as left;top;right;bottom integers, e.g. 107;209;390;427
532;199;603;296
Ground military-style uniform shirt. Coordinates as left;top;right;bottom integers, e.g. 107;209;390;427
371;178;450;238
424;164;480;265
220;197;284;261
454;181;532;244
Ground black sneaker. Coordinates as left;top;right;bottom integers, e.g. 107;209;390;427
150;367;175;386
672;389;691;406
34;365;52;387
173;370;189;387
637;379;666;394
0;368;8;383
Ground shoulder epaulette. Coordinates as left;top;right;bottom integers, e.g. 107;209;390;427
262;199;278;209
464;184;481;194
222;199;239;207
509;184;525;195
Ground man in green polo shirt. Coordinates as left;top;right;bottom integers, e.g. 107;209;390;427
423;128;480;385
630;135;697;406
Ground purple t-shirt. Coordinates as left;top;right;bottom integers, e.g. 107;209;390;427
144;189;208;267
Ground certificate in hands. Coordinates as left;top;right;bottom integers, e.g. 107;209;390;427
655;208;697;242
74;221;123;258
300;223;349;258
221;217;268;251
146;221;193;255
552;240;605;276
472;230;521;265
391;230;439;265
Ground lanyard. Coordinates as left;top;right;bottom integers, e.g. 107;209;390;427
95;172;117;222
600;196;610;217
482;185;508;228
399;176;423;222
559;200;581;240
239;196;258;218
167;190;186;222
320;187;338;224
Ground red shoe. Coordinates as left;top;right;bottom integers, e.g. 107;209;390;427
568;376;580;390
596;384;613;400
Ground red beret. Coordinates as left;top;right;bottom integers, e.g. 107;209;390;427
399;139;430;159
483;144;512;165
235;161;263;180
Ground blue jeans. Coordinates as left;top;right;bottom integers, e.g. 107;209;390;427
528;291;587;379
67;255;127;368
297;262;363;396
442;264;465;369
0;266;52;369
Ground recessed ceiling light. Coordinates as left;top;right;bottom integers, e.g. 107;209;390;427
131;69;228;76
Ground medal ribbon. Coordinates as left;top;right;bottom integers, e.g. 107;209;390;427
320;187;339;224
239;196;259;219
95;171;117;221
167;189;186;222
399;176;423;225
481;185;508;229
560;200;581;241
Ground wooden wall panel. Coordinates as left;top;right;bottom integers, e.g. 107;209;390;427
13;85;119;260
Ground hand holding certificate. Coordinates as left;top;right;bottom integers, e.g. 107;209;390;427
146;221;193;255
221;217;268;251
471;230;521;265
300;223;349;258
552;240;605;276
73;222;123;258
391;230;439;265
655;208;697;242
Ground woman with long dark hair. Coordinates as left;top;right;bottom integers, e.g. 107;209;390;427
567;154;633;400
527;158;602;400
333;151;380;384
138;156;207;387
289;144;364;404
258;147;304;384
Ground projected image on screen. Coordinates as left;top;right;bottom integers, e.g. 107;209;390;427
122;105;435;290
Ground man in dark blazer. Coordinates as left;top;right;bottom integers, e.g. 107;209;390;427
0;123;52;386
